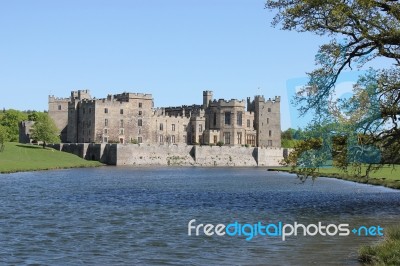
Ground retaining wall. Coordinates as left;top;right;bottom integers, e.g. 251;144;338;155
48;143;287;167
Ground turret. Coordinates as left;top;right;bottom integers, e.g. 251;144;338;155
203;90;213;109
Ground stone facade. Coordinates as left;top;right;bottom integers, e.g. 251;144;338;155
19;121;35;143
48;90;281;147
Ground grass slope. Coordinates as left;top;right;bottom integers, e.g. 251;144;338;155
0;142;103;173
359;225;400;265
271;165;400;189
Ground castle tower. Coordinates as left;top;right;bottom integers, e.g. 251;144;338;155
254;95;281;147
48;95;70;142
203;91;213;109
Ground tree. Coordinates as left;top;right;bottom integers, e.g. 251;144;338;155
266;0;400;173
0;125;7;152
281;128;301;148
283;137;324;182
0;109;27;142
27;111;41;121
31;114;60;148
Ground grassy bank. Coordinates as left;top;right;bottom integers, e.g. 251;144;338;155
269;165;400;189
359;225;400;265
0;142;103;174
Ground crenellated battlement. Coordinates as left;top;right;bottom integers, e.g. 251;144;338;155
254;95;280;103
48;95;70;102
114;92;153;100
209;98;246;107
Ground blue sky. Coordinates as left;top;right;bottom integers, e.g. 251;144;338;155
0;0;370;129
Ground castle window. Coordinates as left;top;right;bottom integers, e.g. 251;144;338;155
89;108;91;114
120;119;124;128
268;140;273;146
119;128;124;135
103;137;108;143
183;125;187;131
58;105;61;110
171;135;175;143
246;135;255;146
267;118;269;124
224;112;231;125
139;111;142;116
138;119;142;126
138;137;142;143
237;132;242;144
105;119;108;127
269;130;272;137
247;119;250;128
160;123;163;131
104;108;108;114
104;128;108;134
159;135;164;143
237;112;242;126
139;102;142;108
199;124;202;132
83;108;85;114
224;132;231;144
268;108;271;112
120;109;123;114
172;124;175;131
213;112;217;126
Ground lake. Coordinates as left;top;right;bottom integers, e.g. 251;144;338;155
1;167;400;265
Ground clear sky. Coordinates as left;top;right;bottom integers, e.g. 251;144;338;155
0;0;367;129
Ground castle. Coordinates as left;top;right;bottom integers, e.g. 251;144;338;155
48;90;281;147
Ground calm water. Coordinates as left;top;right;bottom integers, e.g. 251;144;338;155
1;167;400;265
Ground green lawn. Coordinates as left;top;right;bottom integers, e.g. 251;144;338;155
0;142;103;173
271;165;400;189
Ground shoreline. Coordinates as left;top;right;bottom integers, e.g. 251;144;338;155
268;168;400;190
0;164;104;175
0;164;275;175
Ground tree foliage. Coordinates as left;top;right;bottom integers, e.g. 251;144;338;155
0;109;27;142
0;125;7;152
31;114;60;148
281;128;303;148
267;0;400;177
283;137;323;182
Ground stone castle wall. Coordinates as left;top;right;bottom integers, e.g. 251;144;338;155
47;143;287;167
